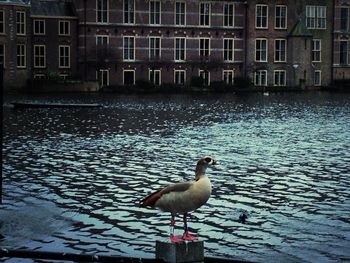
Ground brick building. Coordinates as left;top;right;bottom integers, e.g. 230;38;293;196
75;0;246;88
0;0;31;88
0;0;349;90
333;0;350;81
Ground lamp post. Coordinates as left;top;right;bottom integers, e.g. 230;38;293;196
292;63;299;87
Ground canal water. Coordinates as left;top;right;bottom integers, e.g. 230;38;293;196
1;92;350;262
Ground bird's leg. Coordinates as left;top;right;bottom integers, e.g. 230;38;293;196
169;215;182;243
182;213;198;241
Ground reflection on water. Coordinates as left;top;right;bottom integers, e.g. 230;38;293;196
1;92;350;262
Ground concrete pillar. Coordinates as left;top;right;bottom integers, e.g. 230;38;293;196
155;240;204;263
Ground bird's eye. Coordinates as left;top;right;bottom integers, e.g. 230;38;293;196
205;157;211;163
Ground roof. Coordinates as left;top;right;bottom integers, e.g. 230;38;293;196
31;0;76;18
288;19;313;37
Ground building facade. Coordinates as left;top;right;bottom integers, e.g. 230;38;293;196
1;0;349;90
333;0;350;81
75;0;245;88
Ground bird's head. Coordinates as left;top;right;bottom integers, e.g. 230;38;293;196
195;156;217;179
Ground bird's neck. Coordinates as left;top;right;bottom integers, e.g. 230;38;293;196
195;167;207;181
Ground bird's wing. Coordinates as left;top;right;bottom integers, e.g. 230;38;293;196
140;181;193;207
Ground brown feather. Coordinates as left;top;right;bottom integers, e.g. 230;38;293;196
140;190;162;207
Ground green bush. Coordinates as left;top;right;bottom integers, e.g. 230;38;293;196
190;76;204;87
234;76;252;89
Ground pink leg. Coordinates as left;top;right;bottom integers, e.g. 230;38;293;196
182;213;198;241
169;215;183;243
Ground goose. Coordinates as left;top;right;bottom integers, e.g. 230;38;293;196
140;156;217;243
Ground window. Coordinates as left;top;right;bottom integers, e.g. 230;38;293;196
340;41;348;65
314;70;321;86
123;70;135;85
123;36;135;61
256;5;268;29
149;69;161;86
34;45;46;68
274;70;286;86
175;2;185;26
223;70;234;85
0;10;4;34
275;5;287;29
149;37;161;60
306;6;326;29
224;3;234;27
199;70;210;86
312;39;321;62
254;70;267;86
199;38;210;58
0;44;4;67
255;39;267;62
274;39;286;62
33;19;45;35
340;8;349;31
175;37;185;61
97;69;109;87
16;11;25;35
34;74;46;80
224;38;234;61
174;70;185;85
59;20;70;35
124;0;134;24
17;44;26;68
59;45;70;68
97;0;108;23
200;3;210;26
96;35;109;57
150;0;161;25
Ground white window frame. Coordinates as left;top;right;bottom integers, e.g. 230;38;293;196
96;0;109;23
34;74;46;80
306;6;326;29
199;2;211;27
340;7;349;31
339;40;348;65
124;0;135;24
223;70;234;85
254;70;267;86
123;69;135;85
123;36;135;61
149;37;161;60
149;0;161;25
255;38;268;62
273;70;286;86
223;38;234;62
16;44;26;68
275;5;287;29
149;69;161;86
223;3;234;28
199;38;210;58
256;4;268;29
175;1;186;26
34;44;46;68
314;70;321;86
274;39;286;62
59;20;70;36
33;19;45;35
174;69;186;85
0;10;5;34
312;39;321;62
16;11;26;35
199;69;210;86
0;44;5;68
97;69;110;87
175;37;186;61
59;45;70;68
